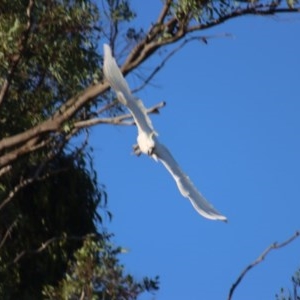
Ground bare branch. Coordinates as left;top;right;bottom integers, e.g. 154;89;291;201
74;107;136;129
74;118;134;129
74;101;166;129
132;40;188;93
228;230;300;300
157;0;173;24
80;290;85;300
131;33;225;93
96;100;118;115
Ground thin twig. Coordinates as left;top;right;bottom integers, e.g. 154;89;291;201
96;100;118;115
10;233;97;265
0;217;20;249
132;40;188;93
132;32;231;93
228;230;300;300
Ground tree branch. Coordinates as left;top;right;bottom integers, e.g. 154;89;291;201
132;33;230;93
0;167;67;212
74;101;166;129
10;233;97;265
0;165;12;177
0;131;77;210
132;40;188;93
187;4;300;33
0;135;52;170
157;0;173;25
0;216;20;250
228;230;300;300
0;0;299;171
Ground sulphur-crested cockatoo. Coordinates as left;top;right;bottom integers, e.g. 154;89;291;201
103;44;227;222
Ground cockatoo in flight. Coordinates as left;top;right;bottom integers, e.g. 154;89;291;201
103;44;227;222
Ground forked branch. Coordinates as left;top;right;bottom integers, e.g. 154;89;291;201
228;230;300;300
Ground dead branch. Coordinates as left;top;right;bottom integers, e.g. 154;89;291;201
228;230;300;300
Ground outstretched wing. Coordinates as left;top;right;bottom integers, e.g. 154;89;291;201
103;44;154;135
154;141;227;221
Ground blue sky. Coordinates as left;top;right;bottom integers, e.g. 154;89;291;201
91;2;300;299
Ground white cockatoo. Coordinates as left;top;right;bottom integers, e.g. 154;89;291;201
103;44;227;222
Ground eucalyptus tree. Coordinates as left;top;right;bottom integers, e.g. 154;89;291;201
0;0;299;298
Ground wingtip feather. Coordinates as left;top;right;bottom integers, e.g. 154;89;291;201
189;196;227;222
103;44;131;97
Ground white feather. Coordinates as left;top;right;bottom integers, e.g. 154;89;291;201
103;44;155;137
154;142;227;221
103;44;227;222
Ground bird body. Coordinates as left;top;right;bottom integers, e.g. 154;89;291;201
103;44;227;222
